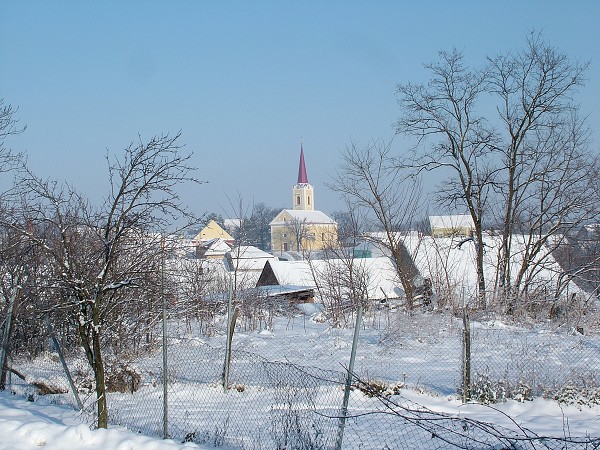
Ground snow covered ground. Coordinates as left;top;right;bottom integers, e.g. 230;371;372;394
4;311;600;449
3;384;600;450
0;391;219;450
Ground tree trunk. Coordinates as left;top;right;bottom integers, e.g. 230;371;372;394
390;240;417;309
79;301;108;429
92;303;108;428
474;226;487;309
0;287;20;390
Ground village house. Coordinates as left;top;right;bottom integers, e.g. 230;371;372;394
256;257;404;304
191;219;236;259
429;214;474;238
196;238;232;260
191;219;235;246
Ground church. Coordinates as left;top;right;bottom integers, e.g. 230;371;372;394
270;146;338;253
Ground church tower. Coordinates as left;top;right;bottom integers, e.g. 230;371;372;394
292;145;314;211
270;144;338;253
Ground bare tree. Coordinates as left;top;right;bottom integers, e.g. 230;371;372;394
330;139;423;308
0;99;25;178
222;195;273;336
487;33;597;307
11;132;199;428
315;207;372;327
395;34;597;310
0;100;29;389
241;202;279;251
396;50;497;308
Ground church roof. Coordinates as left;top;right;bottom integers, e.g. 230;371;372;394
297;145;309;184
270;209;336;225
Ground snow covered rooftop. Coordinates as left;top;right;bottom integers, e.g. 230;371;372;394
429;214;474;230
270;209;336;225
227;245;278;273
259;257;403;301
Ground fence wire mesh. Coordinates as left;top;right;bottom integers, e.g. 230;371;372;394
470;324;600;405
4;311;600;449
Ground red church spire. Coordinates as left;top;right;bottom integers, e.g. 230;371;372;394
297;144;309;184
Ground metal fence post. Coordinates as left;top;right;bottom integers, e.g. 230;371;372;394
462;287;471;403
161;236;169;439
336;303;363;450
223;261;234;391
0;287;19;390
44;315;83;410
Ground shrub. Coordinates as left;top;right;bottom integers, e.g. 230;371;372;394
353;379;405;398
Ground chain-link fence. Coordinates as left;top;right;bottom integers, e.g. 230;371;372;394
470;323;600;405
4;309;600;449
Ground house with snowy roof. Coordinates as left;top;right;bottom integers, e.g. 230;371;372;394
256;257;404;303
429;214;474;238
270;146;338;253
192;219;235;246
196;238;232;259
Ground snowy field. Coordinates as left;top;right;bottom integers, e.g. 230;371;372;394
4;310;600;449
0;391;214;450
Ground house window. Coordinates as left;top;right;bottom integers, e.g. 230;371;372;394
321;233;325;241
296;195;301;205
283;242;289;251
308;196;311;205
283;233;287;237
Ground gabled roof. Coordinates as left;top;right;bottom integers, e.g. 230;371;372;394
227;245;278;271
231;245;275;260
270;209;336;226
429;214;474;230
192;219;234;243
199;238;232;253
256;257;403;300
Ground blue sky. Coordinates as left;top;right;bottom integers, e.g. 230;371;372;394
1;1;599;220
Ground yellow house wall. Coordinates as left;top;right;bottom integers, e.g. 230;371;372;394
194;220;234;242
431;226;472;238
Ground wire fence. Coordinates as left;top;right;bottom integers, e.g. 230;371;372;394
4;309;600;449
469;323;600;405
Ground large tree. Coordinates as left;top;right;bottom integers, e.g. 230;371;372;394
11;133;199;428
396;34;598;309
487;34;598;305
241;202;279;251
0;99;25;174
0;99;28;389
396;50;495;307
